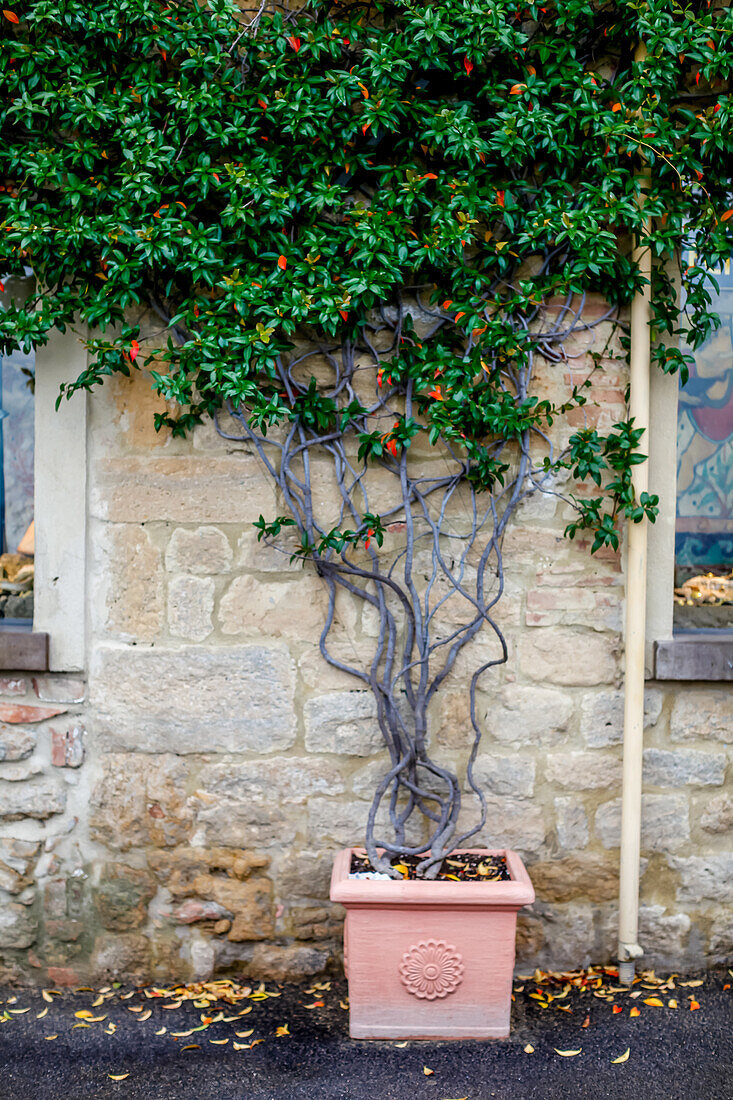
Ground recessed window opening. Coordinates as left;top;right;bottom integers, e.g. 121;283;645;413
0;345;35;624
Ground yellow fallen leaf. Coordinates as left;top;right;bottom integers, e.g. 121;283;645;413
394;1041;408;1048
554;1049;581;1057
234;1039;264;1050
108;1074;130;1081
643;998;664;1006
339;1000;349;1010
275;1025;290;1037
75;1010;94;1019
9;1008;29;1015
668;999;678;1009
127;1005;144;1013
210;1038;229;1045
235;1029;254;1038
137;1009;152;1021
423;1067;434;1076
524;1044;535;1053
36;1007;49;1019
171;1030;195;1038
45;1035;58;1041
72;1023;91;1029
42;990;57;1003
155;1027;167;1036
181;1044;200;1051
679;979;703;987
92;995;106;1008
120;991;136;1000
612;1048;630;1064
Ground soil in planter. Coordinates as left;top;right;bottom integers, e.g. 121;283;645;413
349;850;510;881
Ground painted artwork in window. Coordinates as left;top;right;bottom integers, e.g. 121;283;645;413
0;348;35;622
675;255;733;629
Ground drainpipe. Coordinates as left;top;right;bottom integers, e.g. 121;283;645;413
618;71;652;983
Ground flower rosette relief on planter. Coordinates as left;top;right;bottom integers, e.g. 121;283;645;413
1;0;732;1036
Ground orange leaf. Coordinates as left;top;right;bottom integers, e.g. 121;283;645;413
454;312;466;321
629;1007;640;1017
611;101;623;112
3;9;19;22
721;210;733;222
129;340;140;363
689;1000;700;1011
496;190;505;207
612;1005;623;1014
643;998;664;1007
286;36;301;52
339;309;348;321
277;255;287;270
442;300;452;310
509;83;526;95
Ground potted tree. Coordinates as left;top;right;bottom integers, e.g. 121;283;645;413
2;0;731;1039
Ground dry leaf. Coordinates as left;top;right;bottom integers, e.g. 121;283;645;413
235;1029;254;1038
394;1041;408;1048
668;999;678;1009
9;1008;29;1015
643;998;664;1006
680;979;703;987
339;1000;349;1010
524;1044;534;1053
171;1030;195;1038
137;1010;152;1022
42;990;56;1003
629;1007;640;1017
689;1000;701;1011
275;1025;290;1037
92;996;106;1008
72;1022;91;1029
612;1005;623;1014
423;1066;434;1076
120;991;136;1000
127;1005;144;1013
36;1007;49;1019
210;1038;229;1045
44;1035;58;1041
612;1048;630;1064
554;1049;581;1057
75;1010;94;1019
581;1015;590;1028
181;1044;200;1051
163;1001;183;1009
108;1074;130;1082
155;1027;167;1036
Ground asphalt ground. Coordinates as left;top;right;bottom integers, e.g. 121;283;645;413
0;970;731;1100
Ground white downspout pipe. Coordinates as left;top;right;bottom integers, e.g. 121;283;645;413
618;108;652;983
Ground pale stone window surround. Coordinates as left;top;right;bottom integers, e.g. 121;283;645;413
29;327;88;671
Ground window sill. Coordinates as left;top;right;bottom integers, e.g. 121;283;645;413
0;623;49;670
654;632;733;681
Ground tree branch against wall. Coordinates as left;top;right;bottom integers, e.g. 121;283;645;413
1;0;731;874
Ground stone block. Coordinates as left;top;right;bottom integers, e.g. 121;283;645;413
580;688;663;747
169;899;232;924
537;903;595;969
276;851;335;901
96;864;156;931
554;798;589;849
0;677;26;696
50;726;84;768
518;629;617;686
643;748;726;788
595;794;689;851
478;796;546;853
637;905;691;961
0;903;38;949
191;876;274;942
165;526;233;574
699;792;733;834
0;760;42;782
90;754;193;851
89;644;296;754
529;855;619;903
92;932;152;984
32;676;86;704
218;573;328;641
473;754;535;798
236;529;302;573
148;848;269;892
546;752;621;790
304;693;383;756
0;704;67;724
0;779;66;821
91;455;276;524
670;691;733;744
709;915;733;963
0;725;36;761
482;683;573;746
97;524;164;641
668;854;733;904
306;798;376;846
246;943;330;981
298;647;364;692
168;574;215;641
0;838;39;895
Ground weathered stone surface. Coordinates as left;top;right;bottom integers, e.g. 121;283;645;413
165;526;233;574
638;905;691;960
668;854;733;904
554;798;589;849
709;915;733;963
0;903;38;949
96;864;156;931
0;779;66;820
33;676;86;704
0;677;26;696
483;684;573;746
0;704;67;725
167;575;215;641
89;645;296;754
537;903;595;969
699;792;733;834
306;798;377;846
580;688;663;747
518;629;617;685
148;848;269;893
218;574;328;640
595;794;689;851
276;851;334;901
529;856;619;903
0;838;39;895
193;876;273;942
304;693;383;756
0;760;42;781
246;943;330;981
0;725;36;761
478;796;546;853
90;754;193;851
546;752;621;790
50;725;84;768
670;691;733;744
236;530;302;573
91;455;276;524
474;754;535;798
515;914;546;961
643;748;726;788
92;932;152;984
98;524;164;641
170;899;231;924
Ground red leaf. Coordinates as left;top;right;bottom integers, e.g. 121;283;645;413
612;1005;623;1014
496;190;505;207
277;255;287;270
0;281;4;293
361;122;371;135
442;300;452;310
421;173;438;180
129;340;140;363
463;55;474;76
287;35;301;52
3;9;19;22
509;83;526;95
339;309;348;321
385;439;398;457
257;97;267;111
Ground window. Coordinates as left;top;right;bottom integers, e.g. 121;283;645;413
1;345;35;624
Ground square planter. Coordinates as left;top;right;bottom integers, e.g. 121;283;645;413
330;847;534;1040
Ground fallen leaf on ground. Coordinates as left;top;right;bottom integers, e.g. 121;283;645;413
234;1039;264;1050
235;1029;254;1038
423;1066;434;1075
75;1010;94;1019
644;998;664;1006
42;990;58;1003
524;1044;534;1053
120;992;136;1000
689;1000;701;1010
44;1035;58;1041
612;1005;623;1014
155;1027;166;1036
9;1008;29;1015
92;995;106;1008
554;1049;581;1057
303;1001;325;1009
611;1048;630;1064
630;1007;640;1017
394;1041;408;1048
581;1015;590;1028
36;1007;49;1019
137;1010;152;1022
339;1000;349;1010
108;1074;130;1081
181;1044;200;1051
162;1001;183;1009
72;1023;91;1029
210;1038;229;1045
680;979;703;987
275;1025;290;1037
668;1000;678;1009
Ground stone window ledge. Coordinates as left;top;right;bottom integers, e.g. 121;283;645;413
654;632;733;681
0;624;49;670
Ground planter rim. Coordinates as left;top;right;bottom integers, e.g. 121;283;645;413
330;847;534;908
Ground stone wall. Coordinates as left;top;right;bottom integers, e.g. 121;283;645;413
0;359;730;987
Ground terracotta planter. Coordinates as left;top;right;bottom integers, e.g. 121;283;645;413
330;847;534;1040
